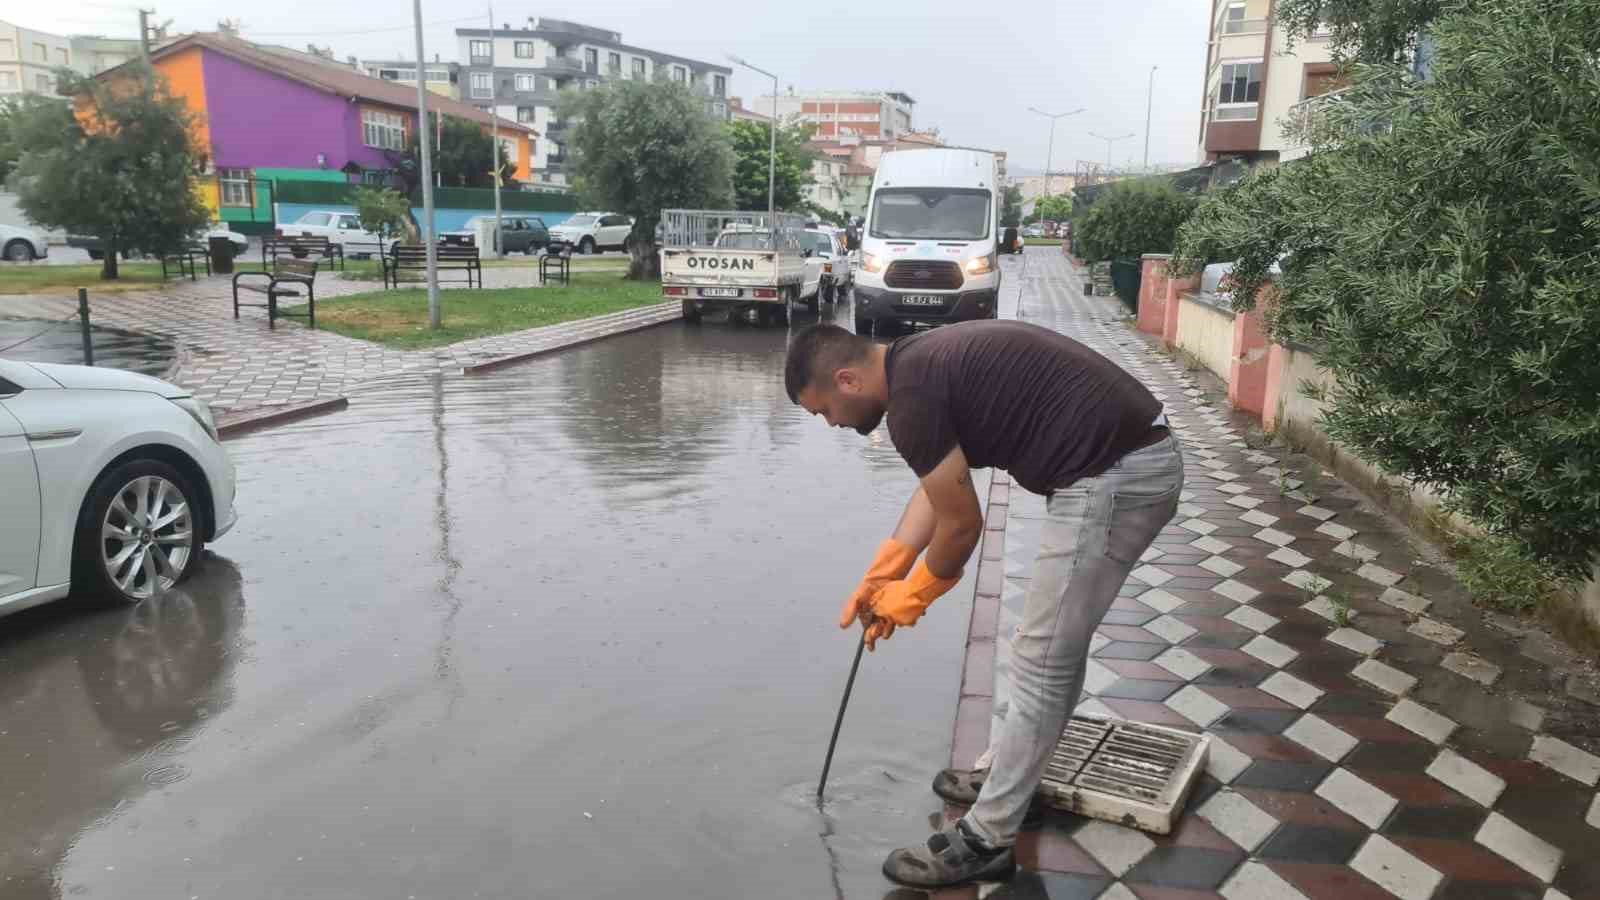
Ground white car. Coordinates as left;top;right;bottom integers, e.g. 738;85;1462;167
804;228;852;304
1;223;49;262
280;210;387;250
0;359;237;617
548;212;633;255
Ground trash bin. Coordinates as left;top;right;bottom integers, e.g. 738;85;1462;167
208;236;235;274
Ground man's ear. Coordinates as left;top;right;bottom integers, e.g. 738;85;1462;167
834;366;862;394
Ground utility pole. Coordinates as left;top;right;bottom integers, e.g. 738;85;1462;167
729;55;779;228
1144;66;1158;170
1089;131;1135;172
1026;106;1084;198
488;3;504;259
413;0;441;328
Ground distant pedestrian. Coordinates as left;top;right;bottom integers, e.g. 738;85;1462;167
785;320;1182;889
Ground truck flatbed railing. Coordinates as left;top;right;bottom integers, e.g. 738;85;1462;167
659;209;809;251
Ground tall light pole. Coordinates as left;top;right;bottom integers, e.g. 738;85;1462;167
412;0;441;328
1089;131;1135;172
1027;106;1084;196
729;54;778;224
1143;66;1158;170
488;3;504;259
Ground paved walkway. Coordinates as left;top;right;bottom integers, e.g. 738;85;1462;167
0;265;673;413
950;250;1599;900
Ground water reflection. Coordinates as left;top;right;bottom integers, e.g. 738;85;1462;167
0;558;245;899
0;317;176;377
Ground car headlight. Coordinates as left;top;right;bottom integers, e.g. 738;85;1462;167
965;253;996;275
861;252;884;273
171;396;219;442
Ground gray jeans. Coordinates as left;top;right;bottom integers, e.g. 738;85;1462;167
964;433;1184;847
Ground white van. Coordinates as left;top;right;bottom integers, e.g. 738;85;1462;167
853;148;1002;333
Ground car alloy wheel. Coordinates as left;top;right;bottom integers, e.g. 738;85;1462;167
4;240;35;262
101;474;195;601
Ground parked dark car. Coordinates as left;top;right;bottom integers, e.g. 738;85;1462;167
439;215;549;254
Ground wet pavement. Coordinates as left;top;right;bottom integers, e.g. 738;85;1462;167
0;317;175;377
0;296;993;899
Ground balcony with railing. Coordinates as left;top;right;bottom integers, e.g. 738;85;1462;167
1280;88;1353;160
1221;17;1268;34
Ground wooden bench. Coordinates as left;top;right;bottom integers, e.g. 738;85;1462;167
384;244;481;289
233;257;319;329
540;243;571;286
263;236;344;271
161;244;210;281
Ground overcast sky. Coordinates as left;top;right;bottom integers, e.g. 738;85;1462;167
9;0;1209;172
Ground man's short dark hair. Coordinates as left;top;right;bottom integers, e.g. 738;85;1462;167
785;324;873;403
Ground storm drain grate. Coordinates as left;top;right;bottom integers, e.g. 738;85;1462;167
1037;714;1209;834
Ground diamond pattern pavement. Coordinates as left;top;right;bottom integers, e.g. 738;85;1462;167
950;251;1600;900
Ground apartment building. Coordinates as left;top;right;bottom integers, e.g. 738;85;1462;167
70;35;141;76
1196;0;1338;166
362;58;460;99
759;90;915;141
0;20;73;96
457;17;731;186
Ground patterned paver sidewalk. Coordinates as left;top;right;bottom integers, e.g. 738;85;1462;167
947;251;1600;900
0;266;677;413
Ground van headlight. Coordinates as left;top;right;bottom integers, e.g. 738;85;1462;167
965;253;996;275
861;252;884;273
171;396;219;442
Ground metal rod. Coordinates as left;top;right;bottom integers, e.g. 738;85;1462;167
489;2;504;259
77;288;94;366
1144;66;1158;169
412;0;441;328
817;627;868;800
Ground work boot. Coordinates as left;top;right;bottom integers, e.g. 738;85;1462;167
882;819;1016;888
932;767;988;804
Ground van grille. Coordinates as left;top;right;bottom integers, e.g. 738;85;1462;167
884;259;963;290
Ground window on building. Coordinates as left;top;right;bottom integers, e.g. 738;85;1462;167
219;168;252;207
470;71;493;99
514;73;536;91
35;73;50;93
631;57;645;79
33;43;46;62
1217;60;1262;105
427;69;450;82
671;65;687;84
362;109;407;150
517;106;535;124
713;74;726;97
514;41;534;58
583;48;598;73
469;39;491;60
56;47;68;65
362;170;389;186
607;52;621;74
0;71;16;90
0;40;13;59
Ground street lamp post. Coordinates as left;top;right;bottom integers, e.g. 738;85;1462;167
1144;66;1158;170
1089;131;1136;172
411;0;440;328
728;54;778;224
1027;105;1084;196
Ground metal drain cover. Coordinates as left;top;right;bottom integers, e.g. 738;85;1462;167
1038;714;1210;834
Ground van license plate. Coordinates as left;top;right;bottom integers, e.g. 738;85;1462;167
902;295;944;306
701;287;740;298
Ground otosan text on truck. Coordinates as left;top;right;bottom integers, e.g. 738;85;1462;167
686;256;757;270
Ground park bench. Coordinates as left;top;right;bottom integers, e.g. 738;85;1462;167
232;257;319;329
540;243;572;286
161;244;210;281
384;244;481;289
262;235;344;271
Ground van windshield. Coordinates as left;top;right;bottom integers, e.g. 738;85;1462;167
869;188;992;241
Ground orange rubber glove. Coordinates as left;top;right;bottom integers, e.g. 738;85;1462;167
869;559;962;628
840;539;919;650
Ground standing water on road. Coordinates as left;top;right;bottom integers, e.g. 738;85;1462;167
0;312;974;899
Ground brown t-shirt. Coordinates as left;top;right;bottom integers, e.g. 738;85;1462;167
884;320;1162;495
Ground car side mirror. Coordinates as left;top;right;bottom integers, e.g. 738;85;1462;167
802;248;813;258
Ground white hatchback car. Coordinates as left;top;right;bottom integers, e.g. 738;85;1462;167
0;360;237;617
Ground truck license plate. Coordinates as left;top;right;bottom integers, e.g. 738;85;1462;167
701;287;741;298
902;295;944;306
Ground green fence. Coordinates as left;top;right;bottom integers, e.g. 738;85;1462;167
272;179;578;212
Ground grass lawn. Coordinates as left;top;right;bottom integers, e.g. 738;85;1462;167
0;262;169;294
1024;237;1065;246
310;271;665;349
336;255;629;282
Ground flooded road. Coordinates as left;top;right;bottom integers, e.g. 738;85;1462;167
0;317;176;377
0;304;976;899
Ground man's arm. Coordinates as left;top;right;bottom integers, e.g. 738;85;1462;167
889;486;937;551
917;445;984;578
